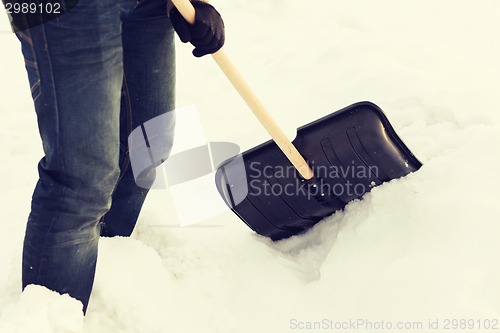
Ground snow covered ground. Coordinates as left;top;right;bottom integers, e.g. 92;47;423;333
1;0;500;332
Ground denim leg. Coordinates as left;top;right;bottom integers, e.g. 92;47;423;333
100;0;176;237
20;0;133;312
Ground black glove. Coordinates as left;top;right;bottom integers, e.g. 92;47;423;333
170;1;225;57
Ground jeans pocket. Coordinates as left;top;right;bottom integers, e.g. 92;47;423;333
15;30;42;102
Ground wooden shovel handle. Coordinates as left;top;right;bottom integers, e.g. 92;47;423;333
171;0;314;180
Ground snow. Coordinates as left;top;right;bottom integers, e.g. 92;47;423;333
0;285;84;333
1;0;500;332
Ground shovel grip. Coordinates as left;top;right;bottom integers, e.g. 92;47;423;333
171;0;314;180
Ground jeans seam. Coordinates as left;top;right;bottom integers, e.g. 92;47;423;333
40;22;63;172
33;21;66;280
99;74;133;228
118;74;133;183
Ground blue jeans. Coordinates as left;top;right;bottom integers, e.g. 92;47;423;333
14;0;176;312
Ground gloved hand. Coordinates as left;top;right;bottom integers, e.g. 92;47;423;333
170;1;225;57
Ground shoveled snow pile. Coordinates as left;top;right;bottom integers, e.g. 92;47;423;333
1;0;499;332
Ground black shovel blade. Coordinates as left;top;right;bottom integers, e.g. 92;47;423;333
215;101;422;240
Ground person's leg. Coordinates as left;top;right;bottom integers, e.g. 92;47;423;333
100;0;176;237
19;0;133;312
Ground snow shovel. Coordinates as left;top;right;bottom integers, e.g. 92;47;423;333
172;0;422;240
